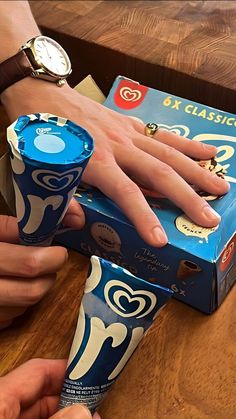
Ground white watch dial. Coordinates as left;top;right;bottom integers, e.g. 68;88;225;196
34;36;71;77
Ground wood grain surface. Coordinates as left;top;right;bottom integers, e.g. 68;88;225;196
0;248;235;419
29;0;236;113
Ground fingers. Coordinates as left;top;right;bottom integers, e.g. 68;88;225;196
50;404;92;419
0;227;68;327
0;201;84;248
1;359;67;400
85;160;168;247
119;147;222;227
0;359;67;416
0;274;55;306
0;358;94;419
134;135;230;196
0;243;68;277
62;198;85;230
20;396;60;419
0;215;19;243
137;126;218;159
139;186;165;199
21;400;93;419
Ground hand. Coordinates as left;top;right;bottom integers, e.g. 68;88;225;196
0;358;101;418
0;215;69;330
1;78;230;247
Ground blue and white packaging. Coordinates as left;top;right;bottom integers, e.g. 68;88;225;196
55;76;236;314
59;255;172;413
7;113;93;246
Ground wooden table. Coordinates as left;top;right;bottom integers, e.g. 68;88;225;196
30;0;236;113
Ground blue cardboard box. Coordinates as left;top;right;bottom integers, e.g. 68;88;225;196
55;76;236;313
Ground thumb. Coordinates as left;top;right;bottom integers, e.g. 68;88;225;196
0;215;19;243
50;405;92;419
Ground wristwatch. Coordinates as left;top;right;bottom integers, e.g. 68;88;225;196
0;35;72;95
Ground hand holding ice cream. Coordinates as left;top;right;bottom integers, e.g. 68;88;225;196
0;215;69;330
0;359;101;418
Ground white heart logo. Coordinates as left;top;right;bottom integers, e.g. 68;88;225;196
120;87;142;102
32;168;82;191
104;280;157;318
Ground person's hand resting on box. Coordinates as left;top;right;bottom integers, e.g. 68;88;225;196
0;358;101;418
2;79;230;247
0;214;80;330
0;1;230;248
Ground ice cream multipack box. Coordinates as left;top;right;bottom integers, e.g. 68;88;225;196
32;77;236;313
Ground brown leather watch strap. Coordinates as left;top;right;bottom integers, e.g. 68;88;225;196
0;49;34;95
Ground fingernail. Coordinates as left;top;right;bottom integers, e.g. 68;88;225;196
152;226;168;246
60;405;91;418
202;144;216;152
202;205;221;223
93;413;101;419
212;174;230;188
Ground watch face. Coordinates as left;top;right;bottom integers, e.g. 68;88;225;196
33;36;71;77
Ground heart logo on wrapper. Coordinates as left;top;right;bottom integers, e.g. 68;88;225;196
120;87;141;102
104;280;157;318
32;168;82;191
114;79;148;110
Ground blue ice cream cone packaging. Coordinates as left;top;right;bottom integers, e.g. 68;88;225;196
59;255;173;413
7;113;94;246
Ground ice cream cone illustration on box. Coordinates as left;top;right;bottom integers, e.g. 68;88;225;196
177;260;202;284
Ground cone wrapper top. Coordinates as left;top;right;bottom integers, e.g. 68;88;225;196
59;256;173;413
7;113;94;246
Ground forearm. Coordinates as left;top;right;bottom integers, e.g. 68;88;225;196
0;1;40;61
0;1;72;116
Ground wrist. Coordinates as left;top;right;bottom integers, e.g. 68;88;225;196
1;77;72;121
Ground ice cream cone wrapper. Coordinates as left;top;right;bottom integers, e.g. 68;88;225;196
59;256;173;413
7;113;94;246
